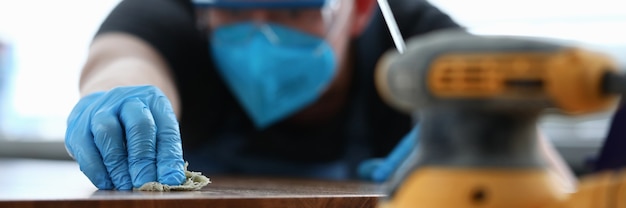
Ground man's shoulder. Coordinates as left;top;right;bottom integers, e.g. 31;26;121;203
390;0;461;36
352;0;460;68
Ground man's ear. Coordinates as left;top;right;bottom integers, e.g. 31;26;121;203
350;0;377;37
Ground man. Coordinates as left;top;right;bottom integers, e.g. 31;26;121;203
65;0;572;190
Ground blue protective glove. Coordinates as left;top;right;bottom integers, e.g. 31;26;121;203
65;85;186;190
358;124;419;183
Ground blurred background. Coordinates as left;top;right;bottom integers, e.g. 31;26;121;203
0;0;122;159
0;0;624;175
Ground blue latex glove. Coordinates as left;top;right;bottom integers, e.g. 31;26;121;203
358;124;419;182
65;85;186;190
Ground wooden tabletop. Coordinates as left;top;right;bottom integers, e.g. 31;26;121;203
0;158;385;208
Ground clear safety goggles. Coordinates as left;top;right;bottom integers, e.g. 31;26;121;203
193;0;344;43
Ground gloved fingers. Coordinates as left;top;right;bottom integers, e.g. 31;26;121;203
120;98;158;188
71;138;114;189
357;158;385;181
91;110;132;190
66;129;114;189
65;95;114;189
361;124;420;183
371;126;417;182
150;95;185;186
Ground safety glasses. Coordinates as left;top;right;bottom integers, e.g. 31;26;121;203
193;0;329;8
193;0;343;46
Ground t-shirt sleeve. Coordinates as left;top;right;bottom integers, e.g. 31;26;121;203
392;0;463;36
94;0;211;88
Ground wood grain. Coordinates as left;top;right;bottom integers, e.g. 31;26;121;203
0;159;385;208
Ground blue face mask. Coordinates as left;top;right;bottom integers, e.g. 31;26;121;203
210;22;337;129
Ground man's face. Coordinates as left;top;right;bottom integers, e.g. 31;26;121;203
203;0;357;68
197;0;376;124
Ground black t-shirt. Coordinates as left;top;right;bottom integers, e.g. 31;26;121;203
96;0;461;168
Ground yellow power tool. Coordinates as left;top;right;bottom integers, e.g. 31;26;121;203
375;29;626;208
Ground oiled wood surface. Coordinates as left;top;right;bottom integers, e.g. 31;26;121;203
0;158;385;208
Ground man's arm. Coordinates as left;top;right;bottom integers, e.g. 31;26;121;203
66;32;188;190
64;0;201;190
79;33;181;116
80;0;202;117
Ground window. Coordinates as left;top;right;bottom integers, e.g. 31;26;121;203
0;0;121;141
430;0;626;65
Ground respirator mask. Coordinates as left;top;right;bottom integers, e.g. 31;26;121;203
193;0;345;129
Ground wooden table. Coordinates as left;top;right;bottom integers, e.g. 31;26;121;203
0;158;385;208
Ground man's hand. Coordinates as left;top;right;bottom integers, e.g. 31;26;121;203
358;124;419;182
65;85;185;190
